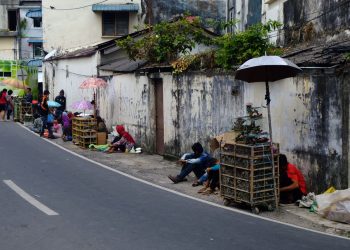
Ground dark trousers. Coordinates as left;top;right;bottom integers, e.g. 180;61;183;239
208;170;220;190
63;125;72;137
177;163;206;180
40;116;53;137
7;109;12;120
280;172;303;203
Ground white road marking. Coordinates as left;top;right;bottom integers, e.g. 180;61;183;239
3;180;59;216
17;123;350;240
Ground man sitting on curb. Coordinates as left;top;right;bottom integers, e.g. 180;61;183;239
168;142;211;184
279;154;307;203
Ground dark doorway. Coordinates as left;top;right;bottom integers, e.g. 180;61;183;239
154;79;164;155
8;10;17;31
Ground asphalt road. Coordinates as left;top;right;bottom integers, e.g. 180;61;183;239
0;122;349;250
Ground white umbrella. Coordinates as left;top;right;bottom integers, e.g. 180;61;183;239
235;55;302;209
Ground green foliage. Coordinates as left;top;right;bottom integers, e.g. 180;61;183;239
205;18;239;31
19;18;27;30
117;18;283;72
214;20;282;69
19;18;28;38
117;16;212;63
345;52;350;62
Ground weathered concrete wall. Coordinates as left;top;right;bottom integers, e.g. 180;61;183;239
255;68;350;193
142;0;227;32
165;73;244;156
97;73;153;150
283;0;350;45
45;59;350;191
105;69;349;192
227;0;262;32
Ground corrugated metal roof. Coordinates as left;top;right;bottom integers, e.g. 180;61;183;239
284;39;350;66
26;9;42;18
45;47;98;61
99;57;147;73
92;4;139;12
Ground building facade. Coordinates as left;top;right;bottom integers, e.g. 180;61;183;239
42;0;142;53
0;0;20;60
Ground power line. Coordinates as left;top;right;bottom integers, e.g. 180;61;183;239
46;65;93;77
42;0;108;11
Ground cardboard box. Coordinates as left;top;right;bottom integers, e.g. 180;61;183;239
97;132;107;145
210;131;238;153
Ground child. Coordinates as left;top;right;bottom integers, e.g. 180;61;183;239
52;119;63;138
198;158;221;195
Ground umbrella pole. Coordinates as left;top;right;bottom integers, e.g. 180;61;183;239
93;90;96;118
265;81;279;209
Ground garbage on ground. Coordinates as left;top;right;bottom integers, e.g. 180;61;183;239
315;188;350;224
297;192;316;208
89;144;109;151
323;186;336;194
127;147;142;154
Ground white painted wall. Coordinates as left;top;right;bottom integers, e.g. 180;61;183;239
43;54;98;110
42;0;142;52
0;37;16;60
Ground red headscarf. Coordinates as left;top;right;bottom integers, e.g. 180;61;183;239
116;125;135;144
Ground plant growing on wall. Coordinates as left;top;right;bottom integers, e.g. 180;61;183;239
214;20;283;69
345;52;350;62
116;16;213;63
19;18;27;37
118;18;283;72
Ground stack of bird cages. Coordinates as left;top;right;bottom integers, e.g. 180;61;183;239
72;117;97;148
220;142;279;214
14;98;32;123
13;98;22;122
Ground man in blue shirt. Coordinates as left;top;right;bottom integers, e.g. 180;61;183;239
168;142;211;184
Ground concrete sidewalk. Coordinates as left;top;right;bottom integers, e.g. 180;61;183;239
50;137;350;238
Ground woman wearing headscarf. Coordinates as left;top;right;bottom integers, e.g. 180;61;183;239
107;125;135;153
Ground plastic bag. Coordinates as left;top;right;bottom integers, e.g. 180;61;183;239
316;188;350;224
323;186;336;194
326;200;350;224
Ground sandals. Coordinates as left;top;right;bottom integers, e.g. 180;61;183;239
192;181;201;187
197;187;208;193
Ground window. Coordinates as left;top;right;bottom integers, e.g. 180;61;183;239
33;18;42;28
0;72;11;77
33;43;43;57
8;10;18;31
102;12;129;36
